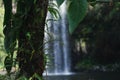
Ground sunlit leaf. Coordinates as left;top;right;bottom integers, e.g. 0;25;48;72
48;7;60;19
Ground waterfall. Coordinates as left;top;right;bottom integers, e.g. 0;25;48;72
44;0;71;75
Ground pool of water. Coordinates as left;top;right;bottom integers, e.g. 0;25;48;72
44;72;120;80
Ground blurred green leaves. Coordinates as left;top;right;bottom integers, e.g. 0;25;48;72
56;0;88;34
67;0;88;34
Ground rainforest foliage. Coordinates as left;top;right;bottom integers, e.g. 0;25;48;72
72;1;120;72
1;0;120;79
2;0;88;79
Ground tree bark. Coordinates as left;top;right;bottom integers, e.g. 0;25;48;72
16;0;48;79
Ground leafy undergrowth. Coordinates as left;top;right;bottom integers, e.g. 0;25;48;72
0;69;44;80
0;72;16;80
75;59;120;72
0;67;22;80
0;71;29;80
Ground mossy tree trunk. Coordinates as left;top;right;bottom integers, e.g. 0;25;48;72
16;0;48;79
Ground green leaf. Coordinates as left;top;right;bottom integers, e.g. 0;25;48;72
3;0;16;55
3;0;17;56
67;0;88;34
56;0;64;6
33;73;42;80
4;28;16;54
48;7;60;19
3;0;12;26
4;56;13;74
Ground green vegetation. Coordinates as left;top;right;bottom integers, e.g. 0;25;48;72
75;59;120;72
1;0;120;80
0;2;5;69
0;3;4;35
0;74;15;80
0;7;4;34
1;0;87;79
72;1;120;72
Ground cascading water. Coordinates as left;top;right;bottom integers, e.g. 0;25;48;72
44;0;71;75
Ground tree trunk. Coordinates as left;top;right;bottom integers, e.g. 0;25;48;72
16;0;48;79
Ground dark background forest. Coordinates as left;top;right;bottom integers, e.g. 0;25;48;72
71;2;120;72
